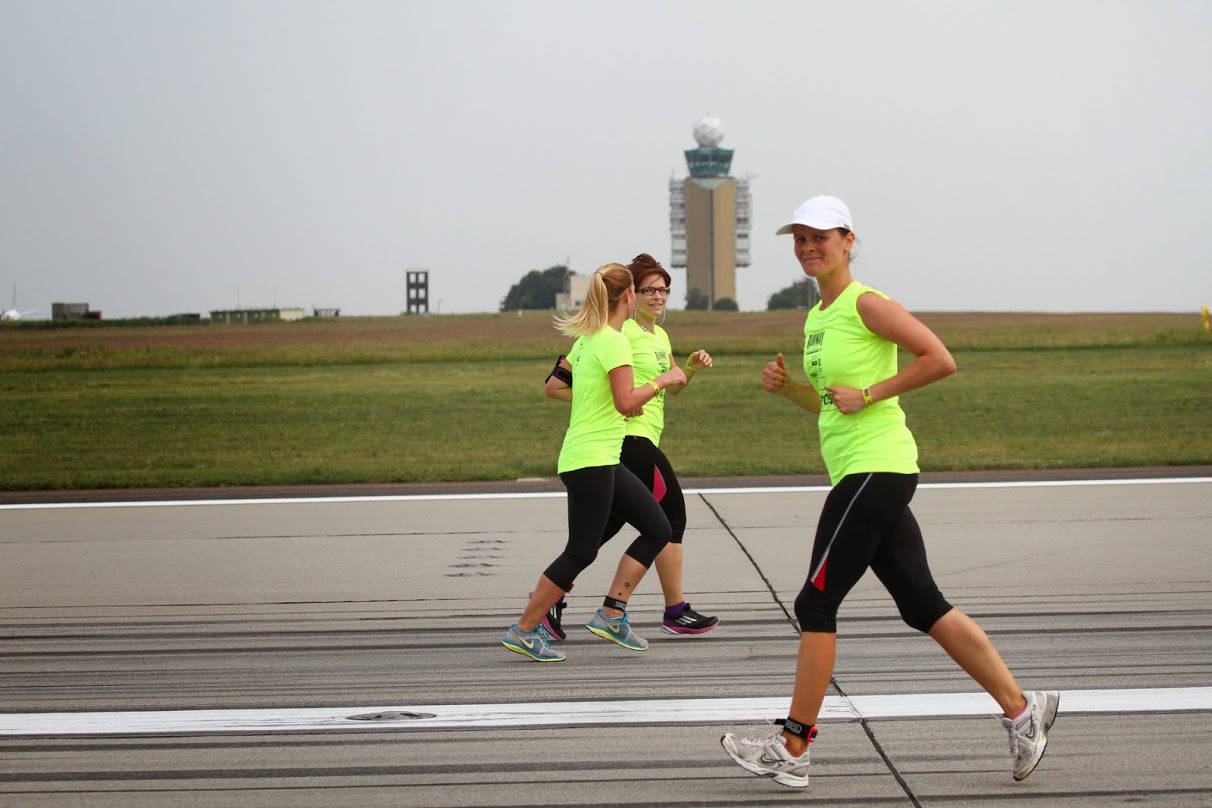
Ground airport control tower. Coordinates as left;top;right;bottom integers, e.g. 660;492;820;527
669;115;751;309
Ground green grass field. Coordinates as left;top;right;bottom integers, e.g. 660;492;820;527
1;311;1209;490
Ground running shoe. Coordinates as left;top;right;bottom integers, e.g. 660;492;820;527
1000;690;1059;781
501;624;565;662
528;591;567;641
720;729;811;788
585;608;648;651
661;603;719;636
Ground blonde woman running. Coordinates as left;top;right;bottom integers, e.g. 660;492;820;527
541;253;719;640
502;263;687;662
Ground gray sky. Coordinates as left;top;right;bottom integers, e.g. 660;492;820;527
2;1;1210;319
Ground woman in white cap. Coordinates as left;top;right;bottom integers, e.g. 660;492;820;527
720;196;1058;787
501;263;687;662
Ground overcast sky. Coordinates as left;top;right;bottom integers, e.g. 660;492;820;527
2;1;1210;319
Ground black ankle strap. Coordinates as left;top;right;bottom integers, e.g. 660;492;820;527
776;718;818;742
603;596;627;612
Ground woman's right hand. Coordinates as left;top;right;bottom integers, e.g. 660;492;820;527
762;353;790;394
662;366;688;388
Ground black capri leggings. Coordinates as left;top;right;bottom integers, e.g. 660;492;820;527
543;463;672;592
794;472;952;634
600;435;687;547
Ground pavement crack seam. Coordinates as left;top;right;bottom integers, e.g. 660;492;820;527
698;493;799;632
699;494;923;806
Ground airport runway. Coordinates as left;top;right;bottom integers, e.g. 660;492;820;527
2;472;1211;807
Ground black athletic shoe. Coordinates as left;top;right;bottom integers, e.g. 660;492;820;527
661;604;719;636
528;592;567;641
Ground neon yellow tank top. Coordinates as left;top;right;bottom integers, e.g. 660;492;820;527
803;281;919;484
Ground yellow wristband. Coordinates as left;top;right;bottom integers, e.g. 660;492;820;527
861;386;875;407
648;380;661;395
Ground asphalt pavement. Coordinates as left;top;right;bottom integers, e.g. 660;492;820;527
2;471;1210;807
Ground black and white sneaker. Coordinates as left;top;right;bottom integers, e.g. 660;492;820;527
661;603;719;636
528;592;567;641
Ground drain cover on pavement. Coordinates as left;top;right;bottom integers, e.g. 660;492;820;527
345;711;436;721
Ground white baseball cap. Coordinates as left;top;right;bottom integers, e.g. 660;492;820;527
775;196;853;235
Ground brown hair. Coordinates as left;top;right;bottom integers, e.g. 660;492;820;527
553;263;634;337
627;253;671;289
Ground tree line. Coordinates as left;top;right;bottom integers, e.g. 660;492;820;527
500;265;820;312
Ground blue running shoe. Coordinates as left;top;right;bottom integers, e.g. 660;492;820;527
501;624;565;662
585;608;648;651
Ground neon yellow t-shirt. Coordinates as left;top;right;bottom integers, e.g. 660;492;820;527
803;281;919;485
621;319;671;446
557;326;633;474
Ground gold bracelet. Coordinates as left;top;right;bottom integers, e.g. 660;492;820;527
861;386;875;407
648;380;661;395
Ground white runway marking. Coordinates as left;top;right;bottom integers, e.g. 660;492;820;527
2;687;1209;737
0;477;1208;510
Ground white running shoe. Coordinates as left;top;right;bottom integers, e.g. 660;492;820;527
720;730;810;788
1001;690;1059;781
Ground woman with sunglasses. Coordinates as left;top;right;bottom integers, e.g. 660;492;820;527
502;262;687;662
541;253;719;641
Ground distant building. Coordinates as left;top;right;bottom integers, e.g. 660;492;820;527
555;272;590;312
209;307;305;324
669;115;751;309
407;269;429;314
52;302;102;321
313;306;341;318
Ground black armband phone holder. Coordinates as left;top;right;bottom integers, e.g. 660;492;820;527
546;354;573;386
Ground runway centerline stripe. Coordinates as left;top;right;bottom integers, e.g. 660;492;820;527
1;477;1209;510
1;687;1209;737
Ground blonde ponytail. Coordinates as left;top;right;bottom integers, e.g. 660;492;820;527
554;263;633;337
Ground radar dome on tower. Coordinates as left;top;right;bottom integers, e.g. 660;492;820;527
693;115;725;148
669;115;751;310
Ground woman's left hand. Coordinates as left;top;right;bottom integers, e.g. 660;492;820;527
826;385;867;415
687;350;713;371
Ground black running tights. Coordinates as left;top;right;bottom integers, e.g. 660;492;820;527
794;472;952;634
543;463;671;593
600;435;687;547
